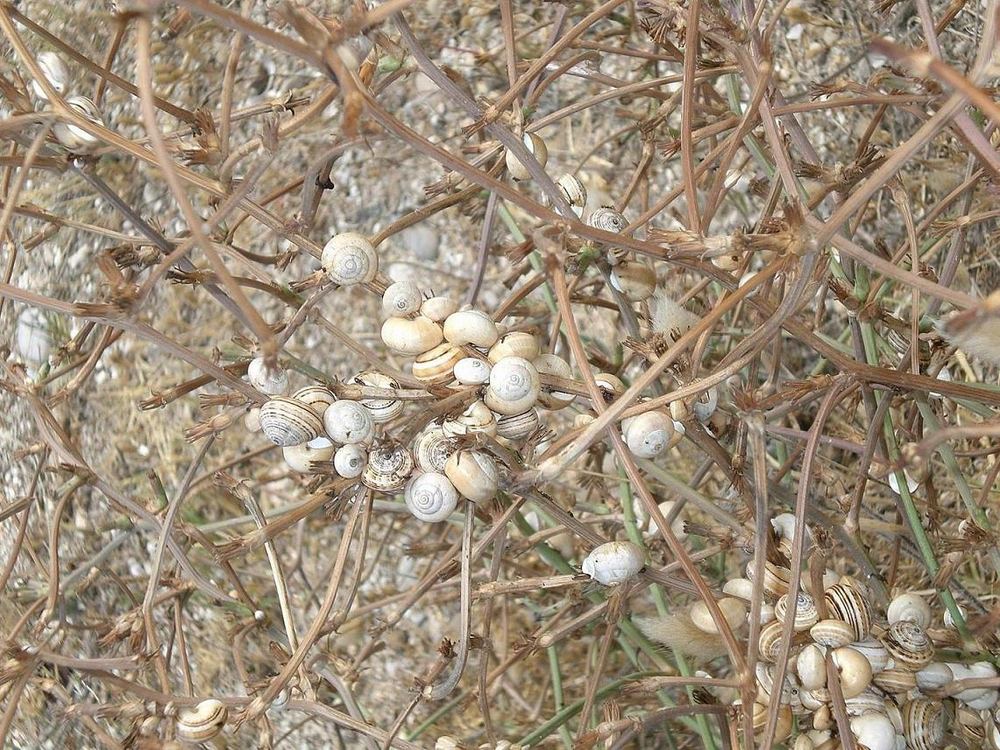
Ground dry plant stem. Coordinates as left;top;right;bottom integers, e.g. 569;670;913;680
679;0;702;232
574;599;621;739
744;416;770;745
40;476;86;624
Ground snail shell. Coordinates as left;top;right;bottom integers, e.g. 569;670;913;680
443;399;496;437
689;597;746;635
505;132;548;181
901;698;945;750
323;400;375;445
533;353;575;409
622;410;674;458
796;643;827;690
843;689;884;716
774;592;819;632
850;712;896;750
850;638;890;673
453;357;492;385
887;592;932;629
609;261;656;302
381;315;444;355
291;385;336;413
412;343;463;385
176;699;228;743
555;174;587;212
581;540;643;586
443;309;499;348
282;439;334;473
757;620;785;662
333;443;366;478
831;646;873;699
947;661;997;705
488;332;539;364
362;443;414;492
754;662;800;708
53;95;105;152
404;471;459;523
444;449;499;502
31;51;69;102
354;371;403;423
588;206;627;234
382;280;423;317
243;407;261;432
413;425;456;473
915;662;953;691
748;701;793;742
485;356;540;415
420;295;458;322
745;559;791;599
260;397;323;447
881;620;933;671
495;409;539;441
824;581;872;640
798;687;830;711
722;577;754;601
321;232;378;286
809;618;855;648
872;667;917;694
693;386;719;422
594;372;626;400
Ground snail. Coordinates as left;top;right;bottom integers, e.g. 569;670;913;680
901;698;945;750
442;309;499;348
453;357;491;385
849;712;896;750
796;643;827;690
774;591;819;632
823;580;872;640
413;425;456;473
484;356;540;415
404;471;459;523
581;541;644;585
444;449;498;502
243;407;261;433
554;174;587;216
259;397;324;447
443;399;496;437
887;592;932;629
831;646;873;698
176;698;228;743
688;597;746;635
354;370;403;423
533;353;575;409
53;95;105;152
323;399;375;445
809;618;855;648
420;295;458;322
722;577;754;601
881;620;933;671
495;409;539;441
381;315;444;355
488;332;539;363
609;260;656;302
282;438;334;473
382;280;423;317
31;51;69;102
587;206;627;234
744;559;791;598
622;410;674;458
412;343;463;385
505;132;548;181
321;232;378;286
291;385;336;413
594;372;626;400
247;356;288;395
362;442;414;492
757;620;785;662
333;443;366;478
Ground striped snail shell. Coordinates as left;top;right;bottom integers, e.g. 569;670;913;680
555;174;587;215
333;443;366;478
443;309;499;348
533;353;575;409
505;132;548;181
881;620;934;671
404;471;459;523
291;385;336;413
444;449;499;502
757;620;785;662
247;356;288;395
362;443;414;492
809;618;855;648
322;232;378;286
887;592;932;629
745;560;791;599
420;295;458;323
901;698;945;750
53;95;105;152
453;357;491;386
412;343;463;385
622;410;674;459
323;400;375;445
488;332;539;364
354;370;403;423
588;206;627;234
443;399;496;437
823;580;872;640
495;409;539;441
176;699;228;743
872;667;917;694
774;592;819;632
843;689;884;717
283;439;334;473
609;261;656;302
31;51;69;102
581;540;643;585
830;646;873;699
747;701;793;742
754;662;798;707
382;280;423;317
413;425;456;473
484;356;540;415
381;315;444;355
260;397;323;447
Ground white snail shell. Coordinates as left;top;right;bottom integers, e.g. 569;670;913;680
850;712;896;750
354;370;403;423
282;439;334;473
443;309;499;348
382;280;423;317
831;646;873;699
243;406;262;432
404;471;459;523
594;372;626;399
381;315;444;355
413;425;456;473
485;356;540;415
322;232;378;286
291;385;336;413
622;410;674;458
533;353;575;409
412;343;463;385
247;356;288;395
505;132;548;181
587;206;627;234
796;643;827;690
53;95;104;152
581;540;643;585
722;577;754;601
609;261;656;302
689;597;746;635
323;400;375;445
259;397;323;447
362;443;414;492
333;443;366;478
31;51;69;102
887;592;932;629
420;295;458;322
453;357;491;385
444;449;499;502
850;638;890;673
915;662;952;691
495;409;539;441
693;385;719;422
488;332;539;364
443;400;496;437
555;173;587;215
176;699;228;743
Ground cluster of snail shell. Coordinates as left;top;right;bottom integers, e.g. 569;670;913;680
670;514;999;750
28;51;105;152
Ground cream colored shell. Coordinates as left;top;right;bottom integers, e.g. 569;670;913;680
259;397;323;447
323;399;375;445
485;356;540;415
381;315;444;355
533;353;576;409
322;232;378;286
405;471;459;523
581;541;643;585
505;132;548;181
622;410;674;458
176;699;228;743
488;332;540;364
382;280;423;317
443;309;499;348
444;450;499;502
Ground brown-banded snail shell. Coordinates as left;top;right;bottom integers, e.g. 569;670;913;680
354;370;403;423
774;592;820;632
881;620;934;671
247;356;288;395
588;206;627;234
413;425;456;473
381;315;444;355
362;443;414;492
453;357;491;385
757;620;785;662
505;132;548;181
485;356;540;415
622;410;674;458
533;353;575;409
488;332;540;363
495;409;539;441
823;580;872;640
872;667;918;694
323;399;375;445
745;560;791;598
809;618;855;648
444;449;498;502
609;261;656;302
291;385;336;413
901;698;945;750
176;698;228;743
404;471;459;523
581;540;643;585
382;280;423;317
259;397;323;447
322;232;378;286
443;309;499;348
412;343;463;385
53;95;104;152
333;443;366;478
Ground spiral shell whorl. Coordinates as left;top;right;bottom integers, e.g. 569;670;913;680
405;472;459;522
